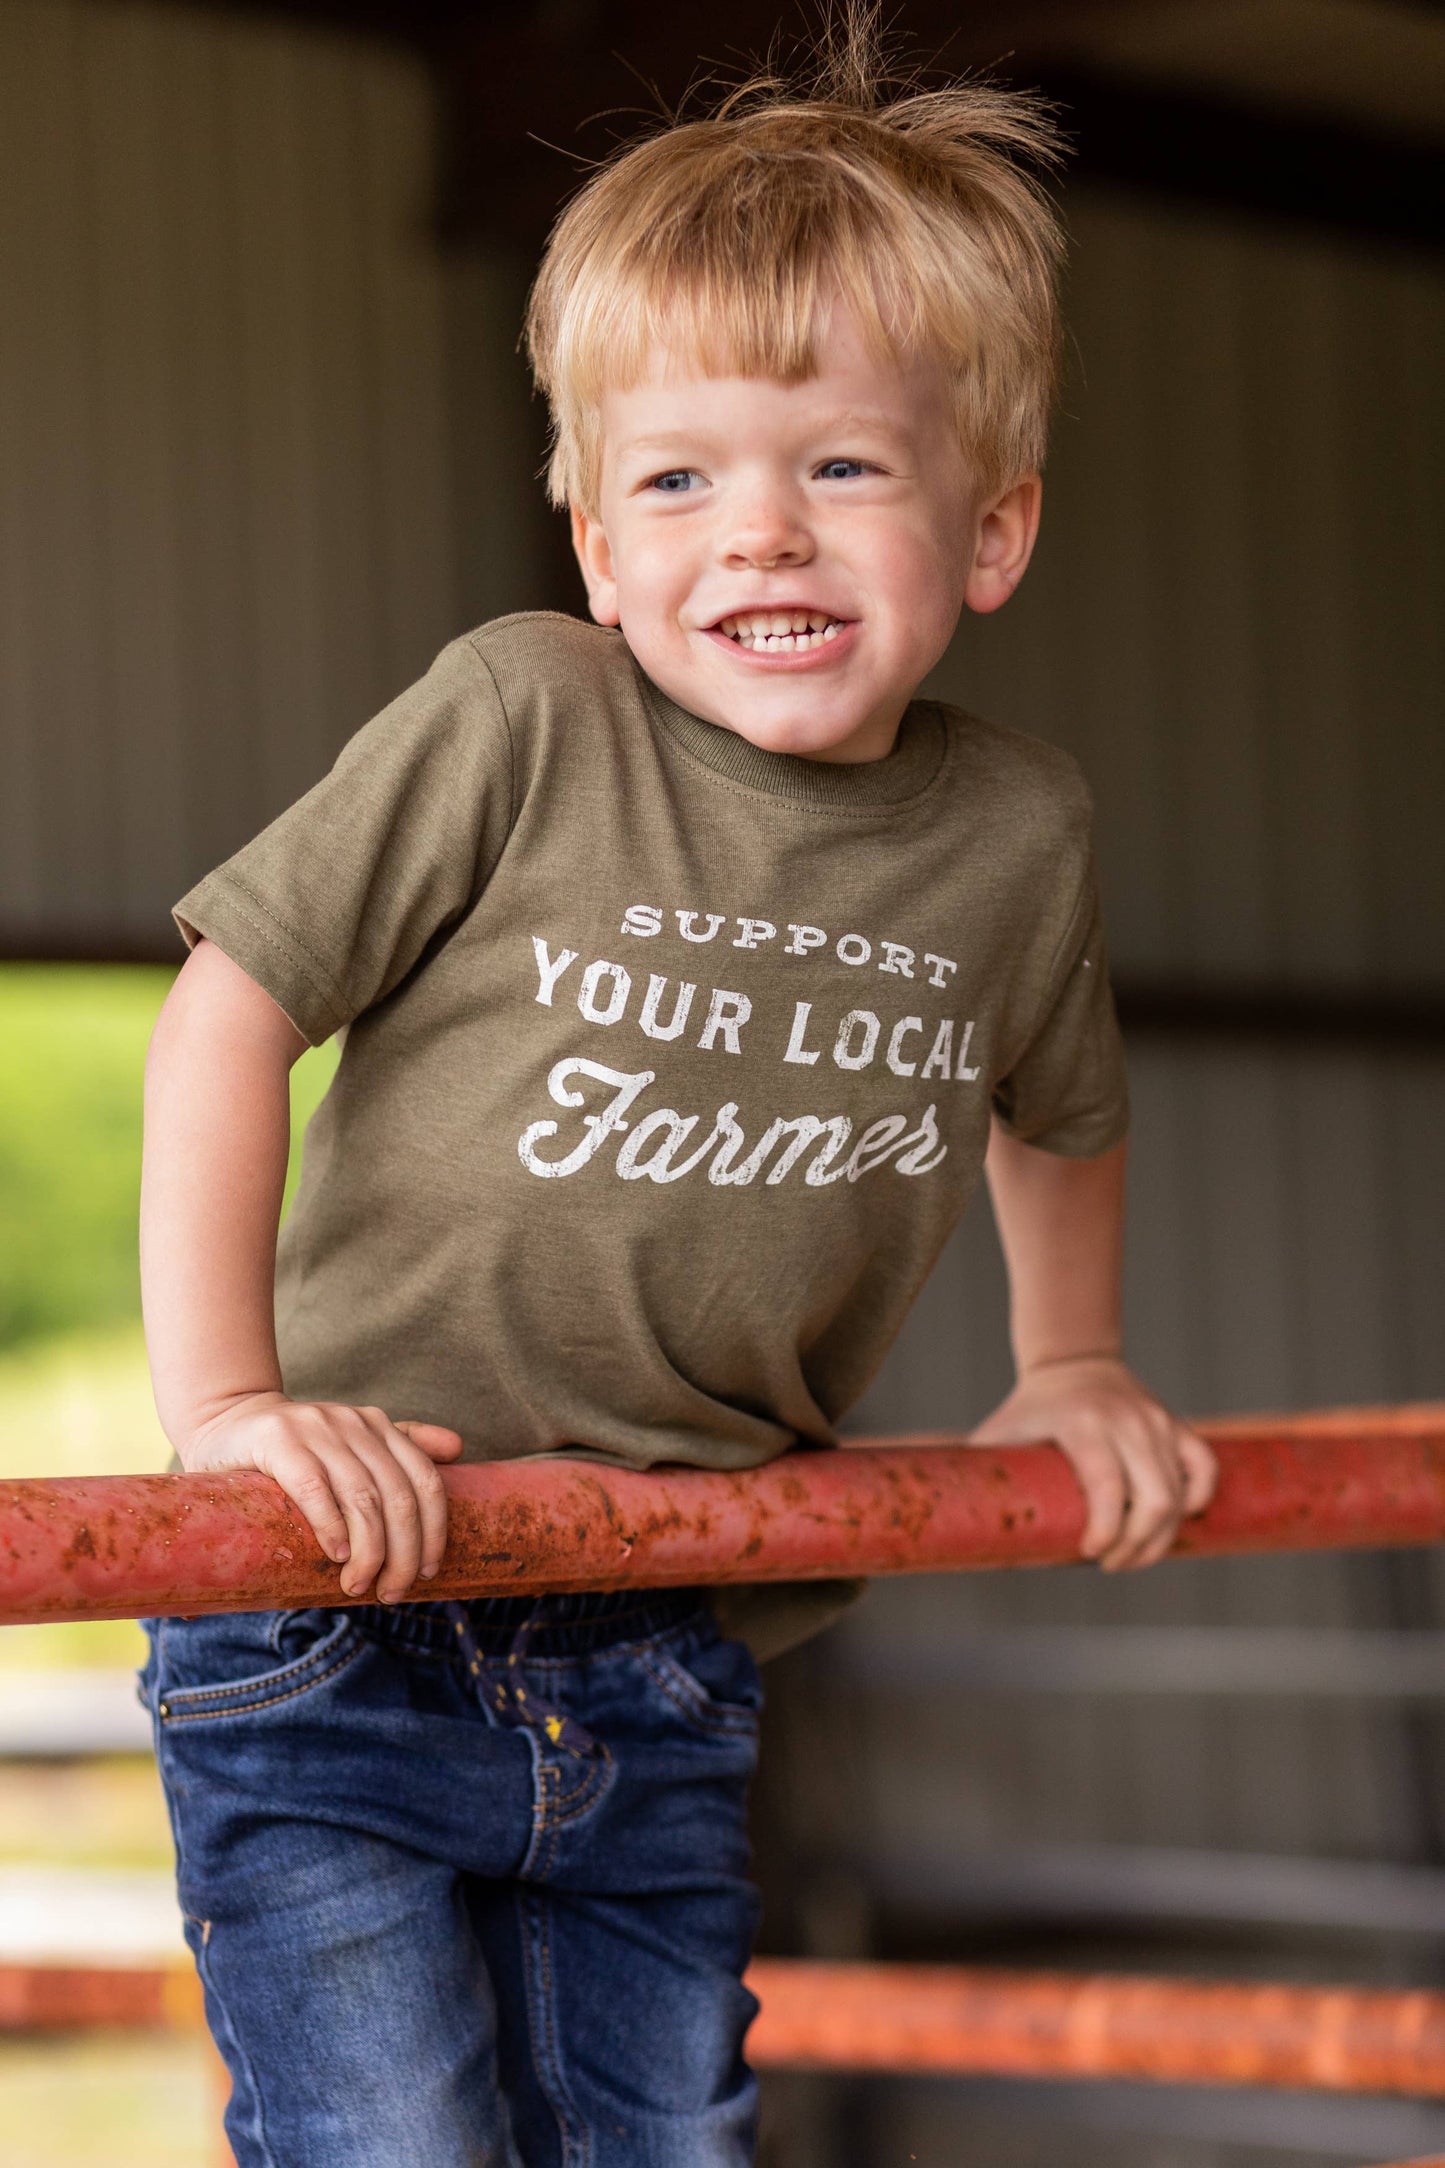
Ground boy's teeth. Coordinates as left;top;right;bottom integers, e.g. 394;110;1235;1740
717;610;846;651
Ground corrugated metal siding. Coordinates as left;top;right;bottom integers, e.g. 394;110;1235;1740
0;0;543;955
855;1033;1445;1433
926;185;1445;991
6;36;1441;987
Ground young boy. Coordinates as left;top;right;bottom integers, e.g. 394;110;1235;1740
138;41;1216;2168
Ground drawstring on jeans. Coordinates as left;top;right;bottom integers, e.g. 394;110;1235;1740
444;1598;597;1754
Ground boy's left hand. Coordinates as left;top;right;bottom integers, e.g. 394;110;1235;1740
967;1355;1218;1570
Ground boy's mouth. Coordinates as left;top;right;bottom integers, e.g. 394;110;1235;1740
711;609;849;653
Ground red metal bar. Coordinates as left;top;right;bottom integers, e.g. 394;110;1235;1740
744;1962;1445;2093
1;1404;1443;1626
0;1963;201;2030
9;1956;1445;2099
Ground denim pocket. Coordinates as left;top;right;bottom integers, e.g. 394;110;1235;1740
150;1608;363;1726
640;1624;763;1738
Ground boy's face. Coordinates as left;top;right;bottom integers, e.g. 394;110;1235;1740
571;306;1041;763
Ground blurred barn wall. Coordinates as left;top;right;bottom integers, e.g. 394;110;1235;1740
0;0;548;959
5;2;1443;1009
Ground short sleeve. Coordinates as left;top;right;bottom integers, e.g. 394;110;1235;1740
171;635;514;1045
990;854;1130;1156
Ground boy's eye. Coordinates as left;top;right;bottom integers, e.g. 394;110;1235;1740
816;458;868;481
647;469;700;494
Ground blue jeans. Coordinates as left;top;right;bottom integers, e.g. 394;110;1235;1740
139;1588;763;2167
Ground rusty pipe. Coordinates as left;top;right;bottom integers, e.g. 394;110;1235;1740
1;1404;1443;1626
743;1961;1445;2094
0;1963;202;2030
8;1956;1445;2099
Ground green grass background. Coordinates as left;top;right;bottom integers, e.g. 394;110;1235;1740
0;964;339;1666
0;964;336;1354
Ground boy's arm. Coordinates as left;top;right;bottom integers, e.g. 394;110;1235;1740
140;937;461;1602
971;1118;1217;1570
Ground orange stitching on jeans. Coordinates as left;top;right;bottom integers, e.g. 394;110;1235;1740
528;1894;584;2166
159;1641;364;1723
527;1760;558;1881
636;1650;757;1735
157;1627;356;1706
549;1744;614;1828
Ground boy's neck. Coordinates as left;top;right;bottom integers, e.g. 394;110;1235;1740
633;661;945;809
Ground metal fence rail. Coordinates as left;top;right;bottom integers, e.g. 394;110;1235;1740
2;1402;1444;1624
7;1956;1445;2099
744;1962;1445;2094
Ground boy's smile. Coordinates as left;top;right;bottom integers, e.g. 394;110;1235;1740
707;609;853;661
571;308;1042;765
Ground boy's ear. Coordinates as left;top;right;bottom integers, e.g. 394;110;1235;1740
570;503;621;626
962;474;1043;617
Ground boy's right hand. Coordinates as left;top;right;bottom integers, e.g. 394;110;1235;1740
178;1392;464;1603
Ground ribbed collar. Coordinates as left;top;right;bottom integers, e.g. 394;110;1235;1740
633;654;947;811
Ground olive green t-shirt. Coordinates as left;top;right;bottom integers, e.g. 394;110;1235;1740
173;611;1129;1657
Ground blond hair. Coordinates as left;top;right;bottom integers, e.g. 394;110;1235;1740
524;23;1067;514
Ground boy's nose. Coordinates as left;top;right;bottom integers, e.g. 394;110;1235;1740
721;502;813;571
